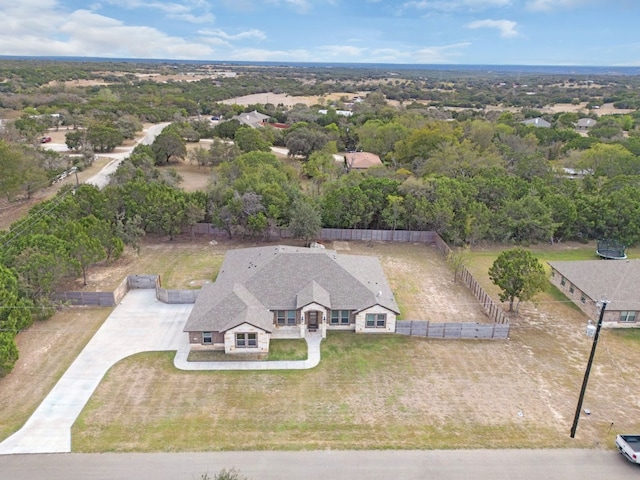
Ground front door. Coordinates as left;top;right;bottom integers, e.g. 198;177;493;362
308;311;319;331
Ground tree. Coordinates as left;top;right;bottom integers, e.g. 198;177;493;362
446;247;470;284
288;199;322;242
234;126;271;153
61;219;107;285
0;332;19;378
285;127;329;160
302;151;339;195
488;248;546;312
152;131;187;165
209;138;240;166
65;130;85;151
86;122;124;152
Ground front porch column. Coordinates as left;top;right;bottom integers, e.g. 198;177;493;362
321;312;327;339
300;312;306;339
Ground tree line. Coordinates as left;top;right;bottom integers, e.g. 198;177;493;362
2;61;640;376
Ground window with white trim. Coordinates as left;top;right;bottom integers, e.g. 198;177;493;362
620;311;637;323
276;310;296;325
202;332;212;344
331;310;350;325
236;332;257;348
366;313;386;328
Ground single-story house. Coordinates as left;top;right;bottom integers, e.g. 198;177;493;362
548;260;640;326
230;110;271;128
184;245;400;354
577;118;598;130
520;117;551;128
343;152;383;171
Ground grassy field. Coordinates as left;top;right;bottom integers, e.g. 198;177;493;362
3;238;640;453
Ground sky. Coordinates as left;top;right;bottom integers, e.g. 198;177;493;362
0;0;638;66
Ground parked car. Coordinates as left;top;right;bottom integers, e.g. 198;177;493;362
41;136;52;143
615;434;640;464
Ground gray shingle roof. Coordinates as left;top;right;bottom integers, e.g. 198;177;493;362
521;117;551;128
296;280;331;309
184;245;399;333
231;110;270;128
577;118;597;128
548;259;640;311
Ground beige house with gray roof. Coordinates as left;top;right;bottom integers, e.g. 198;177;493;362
184;245;400;354
548;260;640;325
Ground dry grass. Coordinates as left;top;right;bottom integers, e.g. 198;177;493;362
0;307;112;440
4;239;640;453
66;240;640;452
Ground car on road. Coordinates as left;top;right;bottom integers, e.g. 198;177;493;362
41;136;52;143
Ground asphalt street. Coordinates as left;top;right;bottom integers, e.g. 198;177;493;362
0;449;638;480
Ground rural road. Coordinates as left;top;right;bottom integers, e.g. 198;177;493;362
85;122;170;189
0;449;637;480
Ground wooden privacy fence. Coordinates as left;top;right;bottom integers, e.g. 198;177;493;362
396;320;509;340
432;233;509;325
55;274;198;306
191;224;438;244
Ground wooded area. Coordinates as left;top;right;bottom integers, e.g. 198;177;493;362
1;59;640;375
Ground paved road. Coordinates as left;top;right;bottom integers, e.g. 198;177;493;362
0;449;637;480
86;122;170;188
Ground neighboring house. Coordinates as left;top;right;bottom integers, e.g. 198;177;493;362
184;245;400;354
548;260;640;325
230;110;271;128
577;118;597;130
520;117;551;128
343;152;383;171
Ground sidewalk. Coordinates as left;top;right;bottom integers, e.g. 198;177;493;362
0;288;322;455
173;330;322;371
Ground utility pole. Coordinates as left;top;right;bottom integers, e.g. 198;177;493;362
570;299;608;438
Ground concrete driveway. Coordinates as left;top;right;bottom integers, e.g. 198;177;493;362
0;288;323;455
0;289;193;455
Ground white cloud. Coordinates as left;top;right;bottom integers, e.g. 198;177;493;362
403;0;512;12
467;19;518;37
0;6;213;59
265;0;313;14
199;28;267;41
103;0;215;23
527;0;597;11
413;42;471;63
317;45;367;58
226;47;313;62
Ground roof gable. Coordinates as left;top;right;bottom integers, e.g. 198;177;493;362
296;280;331;309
